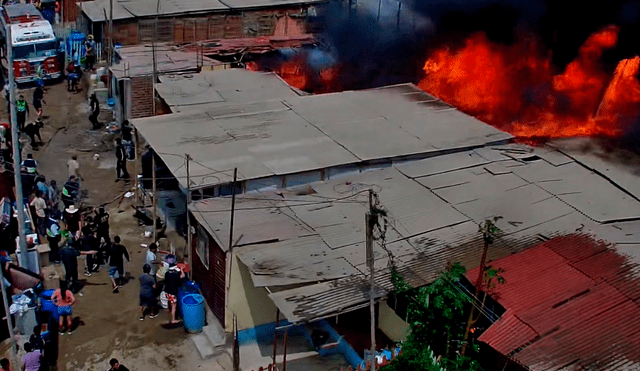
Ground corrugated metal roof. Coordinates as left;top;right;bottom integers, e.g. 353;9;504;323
81;0;325;22
190;138;640;324
468;235;640;371
134;72;512;190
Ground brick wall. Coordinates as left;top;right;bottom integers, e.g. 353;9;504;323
111;21;139;46
130;75;154;118
100;5;314;46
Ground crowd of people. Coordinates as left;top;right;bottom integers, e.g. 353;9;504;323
0;92;191;371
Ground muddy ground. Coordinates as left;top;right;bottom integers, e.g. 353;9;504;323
0;78;230;370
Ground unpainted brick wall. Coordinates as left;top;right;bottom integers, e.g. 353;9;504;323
111;21;140;46
130;75;154;119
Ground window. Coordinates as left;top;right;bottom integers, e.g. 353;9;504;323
196;225;210;269
34;41;57;57
13;45;35;59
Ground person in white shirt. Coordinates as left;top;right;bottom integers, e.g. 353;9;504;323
30;190;47;236
67;155;83;181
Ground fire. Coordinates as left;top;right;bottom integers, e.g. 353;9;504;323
249;56;341;93
278;59;309;90
419;26;640;138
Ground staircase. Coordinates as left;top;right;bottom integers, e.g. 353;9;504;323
191;302;230;359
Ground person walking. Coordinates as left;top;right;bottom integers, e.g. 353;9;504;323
60;176;80;208
95;206;110;246
23;119;44;148
66;155;83;181
139;263;158;320
89;93;100;130
120;120;134;160
107;236;129;292
29;190;47;237
51;280;75;334
81;226;99;276
163;255;184;325
108;359;129;371
21;342;42;371
32;86;45;119
46;216;61;264
16;95;29;132
115;138;129;181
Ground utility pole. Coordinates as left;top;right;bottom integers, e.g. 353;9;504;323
365;190;376;369
152;153;157;242
151;0;160;115
185;154;191;266
7;27;28;268
108;0;113;66
224;168;238;329
0;266;19;370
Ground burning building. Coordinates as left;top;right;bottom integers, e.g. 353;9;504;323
248;0;640;142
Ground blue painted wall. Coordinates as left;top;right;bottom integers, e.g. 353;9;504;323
236;318;365;368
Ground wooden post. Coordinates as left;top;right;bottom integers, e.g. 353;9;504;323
133;128;139;203
282;327;288;371
366;190;376;369
272;308;279;368
233;314;240;371
185;154;191;266
224;168;238;320
0;263;20;370
152;154;157;242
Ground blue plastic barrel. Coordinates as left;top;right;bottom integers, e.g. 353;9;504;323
177;281;199;318
182;294;205;333
40;289;57;318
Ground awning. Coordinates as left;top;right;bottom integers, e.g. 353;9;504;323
268;277;388;324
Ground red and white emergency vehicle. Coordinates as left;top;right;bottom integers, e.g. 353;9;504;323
0;4;62;83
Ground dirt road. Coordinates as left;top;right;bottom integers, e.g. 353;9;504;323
1;79;230;370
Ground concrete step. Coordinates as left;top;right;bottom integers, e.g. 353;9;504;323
191;298;229;359
192;333;216;359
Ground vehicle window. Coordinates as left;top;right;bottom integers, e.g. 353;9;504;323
13;45;35;59
35;41;57;57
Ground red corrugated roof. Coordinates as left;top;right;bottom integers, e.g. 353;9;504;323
467;234;640;371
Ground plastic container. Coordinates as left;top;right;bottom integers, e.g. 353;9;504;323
182;294;205;333
177;280;199;318
40;289;58;319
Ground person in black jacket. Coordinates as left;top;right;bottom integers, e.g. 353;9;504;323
32;86;45;119
115;138;129;181
23;119;44;147
89;93;100;130
108;235;129;292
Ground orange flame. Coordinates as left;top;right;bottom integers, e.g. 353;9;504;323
419;26;640;138
278;59;309;90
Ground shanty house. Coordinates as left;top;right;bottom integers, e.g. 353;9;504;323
132;67;640;368
76;0;324;46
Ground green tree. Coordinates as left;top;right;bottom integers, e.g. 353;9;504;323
381;263;483;371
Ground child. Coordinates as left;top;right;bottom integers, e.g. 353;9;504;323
51;280;75;334
139;264;158;320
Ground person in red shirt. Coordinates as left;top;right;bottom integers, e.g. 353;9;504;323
51;280;75;334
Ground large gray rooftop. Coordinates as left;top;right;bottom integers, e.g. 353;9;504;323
191;141;640;323
133;69;512;190
80;0;326;22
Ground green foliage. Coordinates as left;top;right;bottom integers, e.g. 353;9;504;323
383;264;484;371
